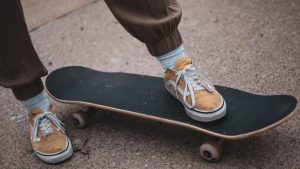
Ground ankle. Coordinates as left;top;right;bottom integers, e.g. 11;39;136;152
157;45;186;71
21;90;50;112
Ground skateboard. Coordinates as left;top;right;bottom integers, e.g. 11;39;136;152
45;66;298;162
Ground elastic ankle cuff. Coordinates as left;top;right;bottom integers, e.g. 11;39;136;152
146;29;183;56
12;79;44;101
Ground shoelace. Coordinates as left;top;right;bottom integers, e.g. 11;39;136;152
31;112;65;142
174;64;215;108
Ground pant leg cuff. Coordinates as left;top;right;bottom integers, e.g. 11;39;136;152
146;29;183;56
12;79;44;101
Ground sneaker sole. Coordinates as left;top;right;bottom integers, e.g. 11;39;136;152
184;101;227;122
34;138;73;164
166;86;227;122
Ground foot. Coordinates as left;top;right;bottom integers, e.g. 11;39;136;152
163;57;226;122
27;105;73;163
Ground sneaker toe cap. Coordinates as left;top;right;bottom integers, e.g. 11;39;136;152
194;91;224;112
33;132;68;155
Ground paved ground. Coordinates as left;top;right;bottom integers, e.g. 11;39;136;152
21;0;96;31
0;0;299;168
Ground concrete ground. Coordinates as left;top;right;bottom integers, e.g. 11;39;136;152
21;0;97;31
0;0;299;168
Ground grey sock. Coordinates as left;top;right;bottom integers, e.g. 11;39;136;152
157;45;186;71
21;91;50;112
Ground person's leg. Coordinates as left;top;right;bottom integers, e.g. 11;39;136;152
104;0;183;57
0;0;72;163
105;0;227;122
0;0;47;100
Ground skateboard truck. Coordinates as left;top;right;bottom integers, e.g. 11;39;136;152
72;107;97;128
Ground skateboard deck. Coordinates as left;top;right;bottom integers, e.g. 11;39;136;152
45;66;298;140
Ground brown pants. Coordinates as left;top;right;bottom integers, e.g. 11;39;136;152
0;0;182;100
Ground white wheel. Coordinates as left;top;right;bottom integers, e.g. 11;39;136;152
199;141;222;162
72;111;88;128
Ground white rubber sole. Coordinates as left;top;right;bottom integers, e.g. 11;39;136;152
34;138;73;164
166;86;227;122
184;101;227;122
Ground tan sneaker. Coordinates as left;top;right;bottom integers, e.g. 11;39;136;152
27;105;72;163
163;57;226;122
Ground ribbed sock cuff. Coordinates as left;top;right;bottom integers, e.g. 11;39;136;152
157;45;185;70
146;29;183;56
12;79;44;101
21;90;49;112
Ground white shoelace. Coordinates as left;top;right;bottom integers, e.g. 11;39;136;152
174;64;215;109
31;112;65;142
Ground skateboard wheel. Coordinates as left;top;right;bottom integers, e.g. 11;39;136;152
72;111;88;128
199;141;222;162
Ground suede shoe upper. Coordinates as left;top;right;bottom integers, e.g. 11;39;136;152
163;57;224;112
27;105;68;155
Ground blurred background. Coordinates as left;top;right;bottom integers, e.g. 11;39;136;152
0;0;299;168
